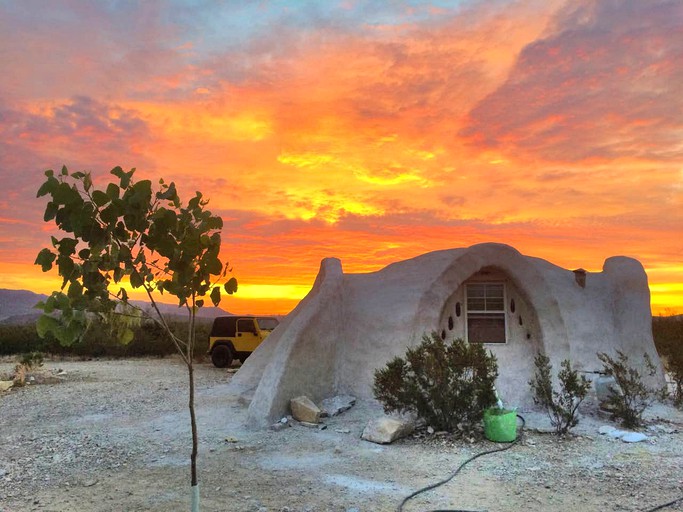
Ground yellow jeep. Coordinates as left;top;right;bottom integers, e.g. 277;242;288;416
208;315;279;368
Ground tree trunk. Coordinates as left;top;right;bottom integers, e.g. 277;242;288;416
188;361;199;511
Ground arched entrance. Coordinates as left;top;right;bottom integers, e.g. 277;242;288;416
437;266;543;406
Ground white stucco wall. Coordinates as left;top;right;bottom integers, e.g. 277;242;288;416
230;243;664;427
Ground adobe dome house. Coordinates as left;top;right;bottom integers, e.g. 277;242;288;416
230;243;665;427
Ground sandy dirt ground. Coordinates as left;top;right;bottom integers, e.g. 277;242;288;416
1;357;682;512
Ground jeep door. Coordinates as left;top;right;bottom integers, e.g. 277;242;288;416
235;318;261;352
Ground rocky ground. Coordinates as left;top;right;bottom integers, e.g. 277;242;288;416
0;357;682;512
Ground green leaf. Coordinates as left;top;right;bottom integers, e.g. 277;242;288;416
210;286;220;307
157;182;178;202
206;216;223;230
53;182;79;204
196;299;204;308
61;165;68;176
35;248;56;271
111;166;125;179
54;320;83;346
44;202;58;222
111;166;134;189
188;192;202;210
83;172;93;191
57;238;78;255
92;190;109;206
118;244;132;261
130;270;143;288
57;255;75;279
36;315;60;338
113;267;124;283
120;328;135;345
67;280;83;299
106;183;120;200
42;295;56;314
37;176;59;198
224;277;238;295
207;257;222;275
45;169;54;177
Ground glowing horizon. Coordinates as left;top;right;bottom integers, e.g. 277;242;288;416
1;1;681;316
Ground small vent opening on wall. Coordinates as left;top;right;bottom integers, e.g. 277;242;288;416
448;316;454;330
455;302;461;317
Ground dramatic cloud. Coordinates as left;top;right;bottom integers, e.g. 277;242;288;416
462;0;683;162
0;0;681;314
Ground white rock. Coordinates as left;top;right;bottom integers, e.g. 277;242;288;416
427;426;435;435
621;432;648;443
0;381;13;392
599;425;616;435
607;430;627;439
361;417;414;444
290;396;321;424
269;422;290;432
321;395;356;417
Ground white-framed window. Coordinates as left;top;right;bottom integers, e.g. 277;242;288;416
465;282;506;343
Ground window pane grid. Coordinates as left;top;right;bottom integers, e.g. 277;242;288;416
466;282;506;343
466;283;505;312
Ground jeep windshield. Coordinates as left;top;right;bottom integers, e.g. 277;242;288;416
257;317;279;330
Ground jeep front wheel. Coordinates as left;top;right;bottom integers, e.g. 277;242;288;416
211;345;233;368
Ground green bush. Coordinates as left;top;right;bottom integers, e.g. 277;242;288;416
0;323;61;355
373;333;498;432
19;351;44;369
529;354;591;435
0;317;212;358
653;314;683;407
597;351;664;428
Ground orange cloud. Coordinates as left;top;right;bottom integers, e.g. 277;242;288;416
1;0;681;316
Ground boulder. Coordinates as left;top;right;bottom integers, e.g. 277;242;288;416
361;417;414;444
321;395;356;417
0;381;13;392
290;396;321;424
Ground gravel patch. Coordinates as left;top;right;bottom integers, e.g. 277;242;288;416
1;357;682;512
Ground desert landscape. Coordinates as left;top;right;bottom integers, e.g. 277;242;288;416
1;357;681;512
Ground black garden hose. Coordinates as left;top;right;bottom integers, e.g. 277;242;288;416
397;414;526;512
396;414;682;512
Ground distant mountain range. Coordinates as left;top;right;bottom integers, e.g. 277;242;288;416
0;288;232;324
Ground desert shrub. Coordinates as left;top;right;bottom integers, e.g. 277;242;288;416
373;333;498;432
652;314;683;407
667;352;683;407
0;317;212;358
0;323;60;355
528;354;590;435
597;351;664;428
19;352;44;369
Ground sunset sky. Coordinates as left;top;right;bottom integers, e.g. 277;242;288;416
0;0;681;316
